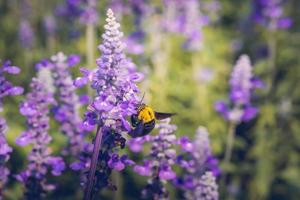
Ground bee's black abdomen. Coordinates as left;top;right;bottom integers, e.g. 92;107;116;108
142;120;155;136
129;119;155;138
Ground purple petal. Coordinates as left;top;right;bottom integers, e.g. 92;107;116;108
70;162;85;171
20;104;36;116
8;87;23;95
48;157;65;176
67;54;80;67
178;136;194;152
4;66;20;74
128;138;145;153
79;94;90;104
133;164;151;176
74;77;88;88
214;101;228;118
159;167;176;180
0;143;12;155
16;132;32;146
277;17;292;29
242;106;258;121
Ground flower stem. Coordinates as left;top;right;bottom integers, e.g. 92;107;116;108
84;125;102;200
266;31;276;96
112;172;123;200
220;121;236;196
86;23;95;71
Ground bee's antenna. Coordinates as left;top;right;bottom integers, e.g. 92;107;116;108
139;92;145;104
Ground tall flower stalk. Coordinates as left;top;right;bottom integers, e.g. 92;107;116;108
130;122;220;200
16;77;65;199
81;0;98;71
36;52;84;158
131;119;177;200
177;127;219;200
214;55;262;194
0;61;23;197
251;0;291;94
74;9;142;199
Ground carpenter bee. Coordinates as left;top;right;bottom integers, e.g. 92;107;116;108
129;103;175;138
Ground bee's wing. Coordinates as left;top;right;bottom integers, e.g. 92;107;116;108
129;122;144;138
154;112;176;120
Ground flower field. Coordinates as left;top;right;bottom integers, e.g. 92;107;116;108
0;1;299;200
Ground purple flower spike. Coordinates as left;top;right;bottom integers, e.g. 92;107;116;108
178;127;219;200
76;9;142;199
0;60;23;190
132;119;178;199
252;0;292;30
37;52;88;162
16;77;65;199
162;0;208;51
215;55;261;122
18;19;34;49
178;136;194;152
184;171;218;200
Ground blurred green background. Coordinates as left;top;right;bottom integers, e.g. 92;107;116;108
1;0;300;199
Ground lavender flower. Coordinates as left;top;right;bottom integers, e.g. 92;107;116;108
55;0;83;20
162;0;207;51
74;9;142;199
177;127;219;200
215;55;261;123
132;119;177;200
43;15;56;36
18;19;34;49
252;0;292;30
36;52;85;158
184;171;219;200
79;0;98;25
0;61;23;190
55;0;98;25
16;78;65;199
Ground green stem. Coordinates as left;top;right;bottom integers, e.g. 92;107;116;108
220;121;236;197
266;31;276;96
86;24;96;70
112;172;123;200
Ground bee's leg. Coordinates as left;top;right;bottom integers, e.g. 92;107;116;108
130;114;140;127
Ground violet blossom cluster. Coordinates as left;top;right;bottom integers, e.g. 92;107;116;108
18;20;34;49
43;15;56;37
162;0;211;51
36;52;86;158
0;60;23;190
18;0;34;49
55;0;98;25
16;78;65;199
130;119;178;200
252;0;292;30
130;120;220;200
215;55;263;123
176;127;219;200
72;9;142;194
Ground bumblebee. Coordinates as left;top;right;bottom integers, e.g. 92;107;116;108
129;103;175;138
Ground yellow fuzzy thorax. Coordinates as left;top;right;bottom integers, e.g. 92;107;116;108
138;105;155;123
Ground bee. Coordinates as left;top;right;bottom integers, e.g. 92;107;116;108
129;103;175;138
